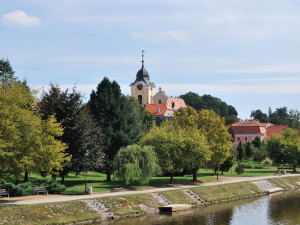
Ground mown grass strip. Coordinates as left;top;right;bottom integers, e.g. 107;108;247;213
190;182;264;203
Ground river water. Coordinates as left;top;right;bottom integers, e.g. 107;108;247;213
106;189;300;225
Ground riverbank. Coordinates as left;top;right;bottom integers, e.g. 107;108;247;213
1;175;300;224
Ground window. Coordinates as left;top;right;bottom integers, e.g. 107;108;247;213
237;137;240;141
245;137;248;141
158;100;162;104
138;95;142;104
172;102;175;108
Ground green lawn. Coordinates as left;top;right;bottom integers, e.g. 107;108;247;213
22;160;289;194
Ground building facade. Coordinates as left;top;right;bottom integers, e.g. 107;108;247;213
230;120;288;148
130;51;186;124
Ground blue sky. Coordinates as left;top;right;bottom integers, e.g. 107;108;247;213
1;0;300;119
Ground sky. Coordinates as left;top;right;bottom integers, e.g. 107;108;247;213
1;0;300;119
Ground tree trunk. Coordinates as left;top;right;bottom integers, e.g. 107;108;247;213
106;172;112;182
24;171;29;182
170;173;174;184
216;171;219;180
15;179;19;185
61;171;65;184
52;174;57;180
192;169;197;182
293;165;297;173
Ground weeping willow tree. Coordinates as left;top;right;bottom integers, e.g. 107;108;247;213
113;145;161;185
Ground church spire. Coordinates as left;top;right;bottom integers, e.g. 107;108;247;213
142;49;145;68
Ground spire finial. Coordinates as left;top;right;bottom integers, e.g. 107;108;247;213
142;49;145;67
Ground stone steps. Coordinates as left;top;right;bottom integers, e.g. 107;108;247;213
183;189;206;204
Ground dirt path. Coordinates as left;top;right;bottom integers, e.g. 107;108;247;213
1;174;299;207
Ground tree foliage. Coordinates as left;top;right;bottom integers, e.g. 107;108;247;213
236;141;245;161
0;58;15;80
0;78;68;180
267;128;300;171
39;84;102;182
179;92;239;124
245;142;254;159
113;145;161;185
89;77;152;181
174;106;232;170
251;107;300;129
250;109;268;123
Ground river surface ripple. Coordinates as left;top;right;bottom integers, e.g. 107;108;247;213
105;189;300;225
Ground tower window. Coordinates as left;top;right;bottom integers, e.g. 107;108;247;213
138;95;142;104
158;100;162;104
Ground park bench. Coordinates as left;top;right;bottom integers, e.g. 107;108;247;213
34;187;48;195
277;165;295;170
0;189;9;198
111;187;124;192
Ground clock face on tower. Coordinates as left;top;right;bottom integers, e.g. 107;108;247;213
137;84;143;91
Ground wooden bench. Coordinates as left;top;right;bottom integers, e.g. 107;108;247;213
0;189;9;198
277;165;295;170
111;187;124;192
34;187;48;195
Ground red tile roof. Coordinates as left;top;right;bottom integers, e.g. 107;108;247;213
266;125;288;139
232;127;266;135
167;97;186;110
145;104;168;116
231;120;263;127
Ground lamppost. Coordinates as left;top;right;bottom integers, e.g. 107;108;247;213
84;150;89;194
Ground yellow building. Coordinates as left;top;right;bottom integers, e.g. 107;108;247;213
129;51;155;104
130;51;186;125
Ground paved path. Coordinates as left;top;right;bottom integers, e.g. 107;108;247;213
1;174;299;207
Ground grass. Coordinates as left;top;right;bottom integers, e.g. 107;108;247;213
0;201;100;225
190;182;264;203
11;160;285;194
99;194;161;216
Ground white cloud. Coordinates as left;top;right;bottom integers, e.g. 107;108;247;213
2;10;41;27
132;30;192;45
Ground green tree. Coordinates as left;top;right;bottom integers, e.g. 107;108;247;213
245;142;254;160
236;141;245;161
39;84;102;183
0;58;15;80
253;147;268;164
0;78;68;181
179;92;238;124
268;128;300;171
252;136;263;148
250;109;268;123
89;77;152;181
266;135;285;164
113;145;161;185
139;120;184;183
219;156;234;175
173;106;232;180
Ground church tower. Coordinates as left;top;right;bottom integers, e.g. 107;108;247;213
130;50;155;104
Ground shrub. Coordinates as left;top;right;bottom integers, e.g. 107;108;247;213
254;166;264;169
235;164;245;175
264;157;273;167
0;180;23;197
19;182;35;196
43;180;66;194
240;164;253;169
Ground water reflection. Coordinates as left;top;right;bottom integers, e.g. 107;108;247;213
105;189;300;225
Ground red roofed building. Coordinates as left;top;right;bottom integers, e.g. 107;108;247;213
230;120;288;148
130;51;186;125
